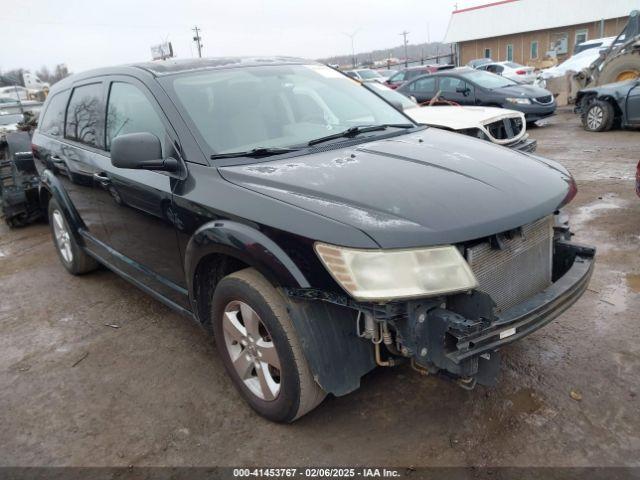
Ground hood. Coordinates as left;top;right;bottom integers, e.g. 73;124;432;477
219;128;571;248
582;79;638;96
494;84;552;98
405;106;523;130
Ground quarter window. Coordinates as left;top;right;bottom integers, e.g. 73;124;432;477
64;83;104;148
39;92;68;137
106;82;165;152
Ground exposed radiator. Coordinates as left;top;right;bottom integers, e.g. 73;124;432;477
466;216;553;312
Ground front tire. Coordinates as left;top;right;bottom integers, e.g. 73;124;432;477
48;199;99;275
211;268;325;422
582;99;614;132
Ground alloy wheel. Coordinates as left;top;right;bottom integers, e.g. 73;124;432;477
52;210;73;263
587;105;603;130
222;300;282;401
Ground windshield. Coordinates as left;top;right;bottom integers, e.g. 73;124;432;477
167;64;411;154
461;70;517;89
365;82;417;110
0;113;22;125
357;69;383;80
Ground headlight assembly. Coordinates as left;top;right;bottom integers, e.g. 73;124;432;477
505;97;532;105
314;243;478;301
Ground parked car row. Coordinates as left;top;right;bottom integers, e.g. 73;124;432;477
395;68;556;123
364;82;536;151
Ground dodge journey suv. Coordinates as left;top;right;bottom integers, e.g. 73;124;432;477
32;57;594;422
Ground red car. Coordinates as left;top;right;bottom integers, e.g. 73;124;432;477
385;64;455;89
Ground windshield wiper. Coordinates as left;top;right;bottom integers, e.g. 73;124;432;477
307;123;415;146
210;147;299;160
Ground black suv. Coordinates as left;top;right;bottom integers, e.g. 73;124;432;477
32;57;594;422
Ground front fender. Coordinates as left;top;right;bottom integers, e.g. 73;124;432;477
184;220;310;300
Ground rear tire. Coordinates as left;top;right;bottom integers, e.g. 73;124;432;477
48;199;99;275
582;99;615;132
211;268;325;422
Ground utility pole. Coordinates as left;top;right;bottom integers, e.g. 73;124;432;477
343;30;359;68
399;31;409;67
192;26;203;58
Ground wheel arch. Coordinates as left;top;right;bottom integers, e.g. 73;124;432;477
39;169;86;240
185;220;310;324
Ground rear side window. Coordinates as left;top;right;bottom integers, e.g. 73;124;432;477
439;77;465;93
39;92;68;137
106;82;165;152
409;76;436;93
65;83;104;149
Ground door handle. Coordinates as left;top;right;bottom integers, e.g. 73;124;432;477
93;172;111;186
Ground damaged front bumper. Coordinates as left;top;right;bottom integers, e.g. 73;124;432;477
285;239;595;395
401;241;595;385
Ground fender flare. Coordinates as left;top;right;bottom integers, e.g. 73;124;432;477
39;169;87;242
184;220;311;301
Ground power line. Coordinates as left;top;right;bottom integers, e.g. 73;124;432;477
192;26;203;58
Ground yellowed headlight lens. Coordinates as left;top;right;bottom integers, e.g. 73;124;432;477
315;243;478;301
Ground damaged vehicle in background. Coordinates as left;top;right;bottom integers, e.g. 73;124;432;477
0;112;41;227
32;58;594;423
365;81;536;151
575;79;640;131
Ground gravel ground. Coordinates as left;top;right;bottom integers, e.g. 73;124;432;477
0;108;638;467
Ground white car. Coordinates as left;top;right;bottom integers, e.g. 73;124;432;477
534;39;616;88
0;86;30;101
476;61;536;84
574;36;615;54
344;69;385;82
365;82;536;152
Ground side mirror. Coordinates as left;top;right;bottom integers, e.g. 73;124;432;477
111;132;177;172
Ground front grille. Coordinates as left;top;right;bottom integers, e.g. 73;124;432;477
466;216;553;312
485;117;524;140
534;95;553;104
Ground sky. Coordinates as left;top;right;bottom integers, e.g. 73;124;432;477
0;0;489;74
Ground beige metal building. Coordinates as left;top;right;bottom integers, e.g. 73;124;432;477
444;0;637;66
